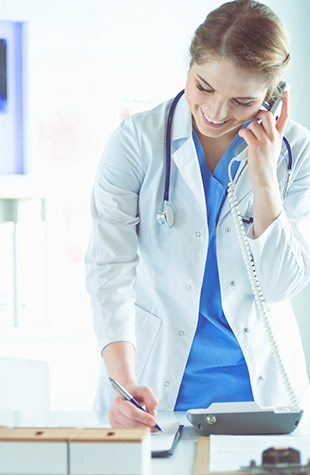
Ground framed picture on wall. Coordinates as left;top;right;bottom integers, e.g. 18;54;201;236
0;21;24;174
0;38;7;112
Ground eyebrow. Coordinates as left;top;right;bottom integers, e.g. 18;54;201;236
197;74;259;100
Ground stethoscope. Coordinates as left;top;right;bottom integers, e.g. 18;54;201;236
157;89;185;227
157;90;293;228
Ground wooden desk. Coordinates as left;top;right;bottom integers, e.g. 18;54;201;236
0;410;309;475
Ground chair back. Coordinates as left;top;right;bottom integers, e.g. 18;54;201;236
0;357;50;410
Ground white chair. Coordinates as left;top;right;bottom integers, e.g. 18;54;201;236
0;357;50;410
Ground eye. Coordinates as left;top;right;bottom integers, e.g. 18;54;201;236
196;83;214;94
234;99;253;108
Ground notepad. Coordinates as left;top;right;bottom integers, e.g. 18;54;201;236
151;422;183;457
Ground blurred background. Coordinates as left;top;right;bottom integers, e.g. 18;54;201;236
0;0;309;410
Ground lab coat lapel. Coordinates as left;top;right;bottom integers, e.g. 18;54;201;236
172;139;206;213
168;93;207;214
219;161;253;221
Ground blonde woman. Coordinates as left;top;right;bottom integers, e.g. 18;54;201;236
85;0;310;430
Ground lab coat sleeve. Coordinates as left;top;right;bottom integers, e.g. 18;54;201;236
247;135;310;302
85;117;143;352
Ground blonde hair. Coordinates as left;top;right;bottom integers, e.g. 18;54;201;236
190;0;290;99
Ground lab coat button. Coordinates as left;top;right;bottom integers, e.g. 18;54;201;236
230;280;236;287
186;285;192;290
178;330;184;336
164;381;170;387
225;227;231;233
195;231;201;237
243;327;249;333
258;376;264;383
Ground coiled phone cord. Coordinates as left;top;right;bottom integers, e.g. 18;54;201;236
227;158;299;407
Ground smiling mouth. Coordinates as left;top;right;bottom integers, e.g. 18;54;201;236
201;109;229;126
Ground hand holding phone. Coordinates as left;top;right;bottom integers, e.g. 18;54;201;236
234;81;289;161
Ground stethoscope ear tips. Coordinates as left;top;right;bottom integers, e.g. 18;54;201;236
157;201;175;227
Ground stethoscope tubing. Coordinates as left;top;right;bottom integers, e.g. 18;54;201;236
164;90;185;202
159;90;293;227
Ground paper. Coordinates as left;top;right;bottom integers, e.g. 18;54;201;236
151;422;180;453
209;435;310;472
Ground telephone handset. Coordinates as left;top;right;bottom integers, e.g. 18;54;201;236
234;81;289;161
186;80;303;436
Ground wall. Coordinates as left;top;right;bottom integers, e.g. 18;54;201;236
0;0;309;409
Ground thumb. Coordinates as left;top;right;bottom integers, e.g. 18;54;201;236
275;91;290;135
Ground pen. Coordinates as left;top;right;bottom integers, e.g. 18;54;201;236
109;377;163;432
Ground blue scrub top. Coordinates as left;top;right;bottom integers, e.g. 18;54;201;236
175;129;254;410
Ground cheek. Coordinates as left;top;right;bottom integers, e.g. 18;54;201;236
233;106;259;122
185;83;203;107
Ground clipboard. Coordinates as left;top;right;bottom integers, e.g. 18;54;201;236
197;434;310;475
151;424;184;458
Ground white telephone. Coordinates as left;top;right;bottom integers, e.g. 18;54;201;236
186;82;303;435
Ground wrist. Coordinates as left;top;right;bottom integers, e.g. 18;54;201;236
251;170;278;191
102;341;137;388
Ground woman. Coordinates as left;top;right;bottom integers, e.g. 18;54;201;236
85;0;310;430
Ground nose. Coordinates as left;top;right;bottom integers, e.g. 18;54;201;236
206;97;229;121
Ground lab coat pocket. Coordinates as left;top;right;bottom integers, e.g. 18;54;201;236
239;197;254;226
134;305;162;381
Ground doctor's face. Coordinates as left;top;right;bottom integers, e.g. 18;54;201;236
185;59;268;142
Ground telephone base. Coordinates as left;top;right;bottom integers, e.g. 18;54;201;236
186;401;303;436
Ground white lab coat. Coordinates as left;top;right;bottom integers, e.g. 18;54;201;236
85;93;310;411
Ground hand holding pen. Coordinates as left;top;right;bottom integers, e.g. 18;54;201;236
109;377;163;432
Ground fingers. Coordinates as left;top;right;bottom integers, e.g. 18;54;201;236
238;122;260;146
134;385;159;415
238;91;290;148
109;397;156;428
108;385;159;430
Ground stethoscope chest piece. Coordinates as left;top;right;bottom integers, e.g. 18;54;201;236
157;200;175;227
157;89;185;228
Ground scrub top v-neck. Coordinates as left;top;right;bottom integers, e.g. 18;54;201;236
175;129;254;410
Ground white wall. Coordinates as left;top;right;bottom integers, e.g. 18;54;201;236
0;0;309;409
